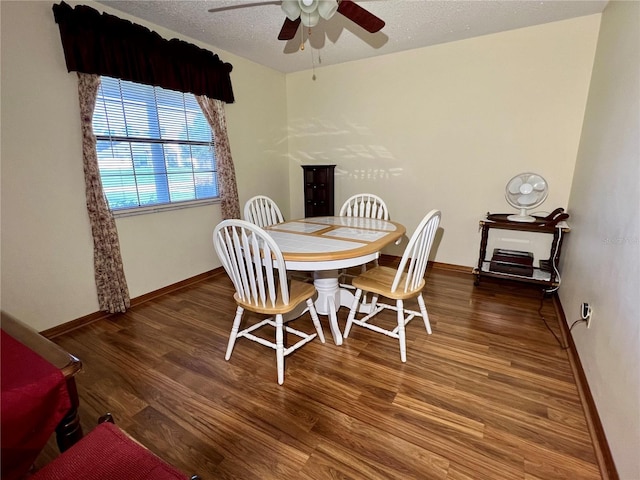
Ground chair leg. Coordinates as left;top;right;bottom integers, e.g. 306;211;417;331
397;299;407;362
98;413;114;424
357;263;370;304
275;314;285;385
306;298;325;343
417;293;432;334
225;306;244;360
344;288;363;338
359;264;369;303
370;293;379;312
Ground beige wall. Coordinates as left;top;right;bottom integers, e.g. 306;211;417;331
286;15;600;263
0;1;288;330
559;1;640;477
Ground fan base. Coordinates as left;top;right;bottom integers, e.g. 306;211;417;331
507;214;537;223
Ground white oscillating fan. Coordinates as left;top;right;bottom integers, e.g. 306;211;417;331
505;173;548;222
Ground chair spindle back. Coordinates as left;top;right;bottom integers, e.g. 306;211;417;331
391;210;441;294
244;195;285;228
214;220;289;308
340;194;390;220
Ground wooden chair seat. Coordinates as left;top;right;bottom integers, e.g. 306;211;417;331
352;266;425;300
234;279;316;314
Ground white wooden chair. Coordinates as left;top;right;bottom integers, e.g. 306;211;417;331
339;193;393;287
244;195;313;284
339;193;390;220
343;210;441;362
213;219;325;384
243;195;284;228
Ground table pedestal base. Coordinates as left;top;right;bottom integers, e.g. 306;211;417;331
313;270;373;346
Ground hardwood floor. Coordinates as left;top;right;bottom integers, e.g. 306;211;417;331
35;266;601;479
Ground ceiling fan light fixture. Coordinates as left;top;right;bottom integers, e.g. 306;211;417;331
298;0;319;14
277;0;384;41
281;0;301;21
300;9;320;27
317;0;338;19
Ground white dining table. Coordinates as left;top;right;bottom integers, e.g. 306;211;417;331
265;216;406;345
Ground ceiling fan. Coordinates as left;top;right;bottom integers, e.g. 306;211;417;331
278;0;385;40
208;1;385;41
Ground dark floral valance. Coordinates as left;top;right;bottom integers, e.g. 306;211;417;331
52;2;234;103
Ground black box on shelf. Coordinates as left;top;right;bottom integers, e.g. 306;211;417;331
539;259;553;273
491;248;534;265
489;249;534;277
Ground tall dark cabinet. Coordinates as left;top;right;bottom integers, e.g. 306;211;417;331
302;165;335;218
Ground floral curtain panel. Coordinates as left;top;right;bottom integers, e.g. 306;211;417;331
197;96;241;220
77;73;130;313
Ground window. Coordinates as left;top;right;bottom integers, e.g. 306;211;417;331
93;76;218;213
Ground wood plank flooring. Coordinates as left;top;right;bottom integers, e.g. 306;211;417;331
35;266;601;479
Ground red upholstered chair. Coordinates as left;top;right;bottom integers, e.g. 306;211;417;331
31;421;199;480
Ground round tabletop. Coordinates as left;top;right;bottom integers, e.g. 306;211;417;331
265;216;405;270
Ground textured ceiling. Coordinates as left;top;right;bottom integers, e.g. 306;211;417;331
97;0;608;73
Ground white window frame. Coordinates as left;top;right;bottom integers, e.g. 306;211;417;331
93;76;220;216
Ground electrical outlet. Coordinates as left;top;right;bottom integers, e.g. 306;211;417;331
581;302;593;328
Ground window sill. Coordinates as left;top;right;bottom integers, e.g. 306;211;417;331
111;198;220;218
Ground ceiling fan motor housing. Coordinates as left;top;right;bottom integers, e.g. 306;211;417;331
279;0;384;41
282;0;338;25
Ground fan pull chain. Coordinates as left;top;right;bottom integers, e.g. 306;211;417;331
309;28;317;80
311;50;316;81
299;22;305;50
298;24;319;80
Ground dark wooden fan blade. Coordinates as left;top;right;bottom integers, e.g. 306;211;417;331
208;1;280;14
337;0;385;33
278;17;301;40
